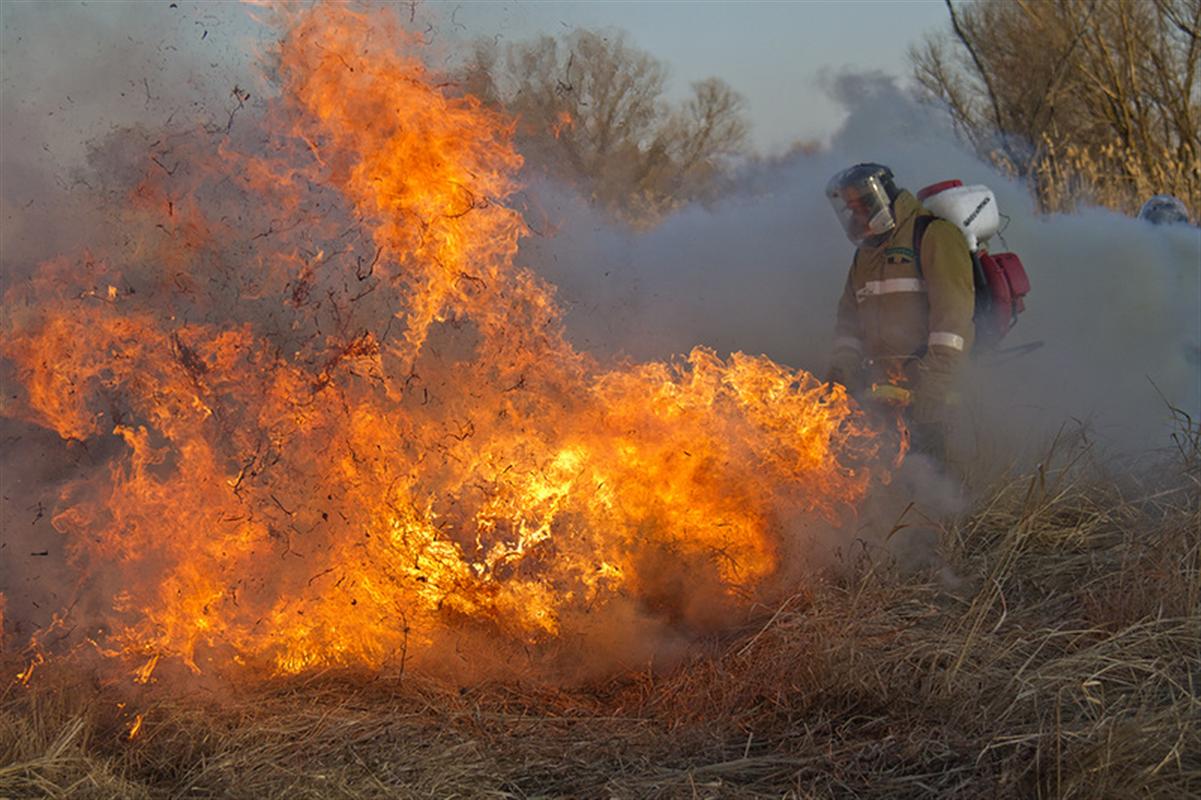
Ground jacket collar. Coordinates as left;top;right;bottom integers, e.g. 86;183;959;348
861;190;922;252
891;190;922;231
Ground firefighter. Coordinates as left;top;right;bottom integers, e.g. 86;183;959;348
1138;195;1199;368
824;163;975;459
1138;194;1190;226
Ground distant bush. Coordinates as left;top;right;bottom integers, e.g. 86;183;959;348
460;28;749;225
912;0;1200;218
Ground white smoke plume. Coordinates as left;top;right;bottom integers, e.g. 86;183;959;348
519;72;1201;464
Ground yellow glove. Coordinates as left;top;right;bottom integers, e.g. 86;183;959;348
868;383;912;407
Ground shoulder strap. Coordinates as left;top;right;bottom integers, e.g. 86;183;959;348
911;214;934;277
915;213;988;320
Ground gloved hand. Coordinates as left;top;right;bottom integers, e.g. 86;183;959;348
909;420;948;460
827;361;865;396
868;383;912;407
910;364;957;464
911;361;954;425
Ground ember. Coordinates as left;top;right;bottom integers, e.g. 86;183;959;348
1;5;889;679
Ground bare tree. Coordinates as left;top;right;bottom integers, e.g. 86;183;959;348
912;0;1201;216
462;29;749;223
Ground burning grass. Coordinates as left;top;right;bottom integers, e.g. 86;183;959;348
0;3;882;679
3;443;1197;799
1;5;1198;797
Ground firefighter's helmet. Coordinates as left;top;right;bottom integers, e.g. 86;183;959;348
1138;195;1189;226
826;163;900;245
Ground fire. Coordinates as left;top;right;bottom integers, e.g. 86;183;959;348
1;5;888;678
551;110;574;139
16;653;43;687
134;654;160;685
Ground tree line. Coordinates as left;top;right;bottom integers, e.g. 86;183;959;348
912;0;1198;216
462;1;1198;223
461;29;748;225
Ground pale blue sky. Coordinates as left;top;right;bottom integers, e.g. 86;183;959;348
438;1;951;151
1;0;951;160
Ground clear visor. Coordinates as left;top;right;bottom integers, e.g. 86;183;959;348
826;174;895;244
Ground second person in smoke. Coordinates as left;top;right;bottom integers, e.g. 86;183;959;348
1137;194;1190;226
825;163;974;458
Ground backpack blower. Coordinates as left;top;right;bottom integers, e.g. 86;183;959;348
915;180;1033;352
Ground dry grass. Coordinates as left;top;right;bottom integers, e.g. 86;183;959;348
991;134;1201;219
2;441;1198;799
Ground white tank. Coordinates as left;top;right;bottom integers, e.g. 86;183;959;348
920;184;1000;251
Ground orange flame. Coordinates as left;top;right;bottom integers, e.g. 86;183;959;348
551;110;574;139
16;653;43;687
133;653;160;685
1;5;889;678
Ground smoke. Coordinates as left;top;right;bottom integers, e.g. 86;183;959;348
513;71;1199;585
518;72;1201;463
0;2;269;284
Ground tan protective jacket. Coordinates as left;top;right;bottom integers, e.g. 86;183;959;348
829;190;975;423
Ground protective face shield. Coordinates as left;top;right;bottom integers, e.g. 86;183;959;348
1138;195;1190;226
826;164;899;245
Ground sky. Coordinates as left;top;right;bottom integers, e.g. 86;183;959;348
0;0;952;159
441;1;952;150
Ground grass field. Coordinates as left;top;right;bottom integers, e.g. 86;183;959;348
2;428;1197;800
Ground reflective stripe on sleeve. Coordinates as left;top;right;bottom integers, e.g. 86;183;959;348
832;336;862;353
928;331;966;351
855;278;926;302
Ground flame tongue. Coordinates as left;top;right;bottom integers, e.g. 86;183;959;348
2;5;883;677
